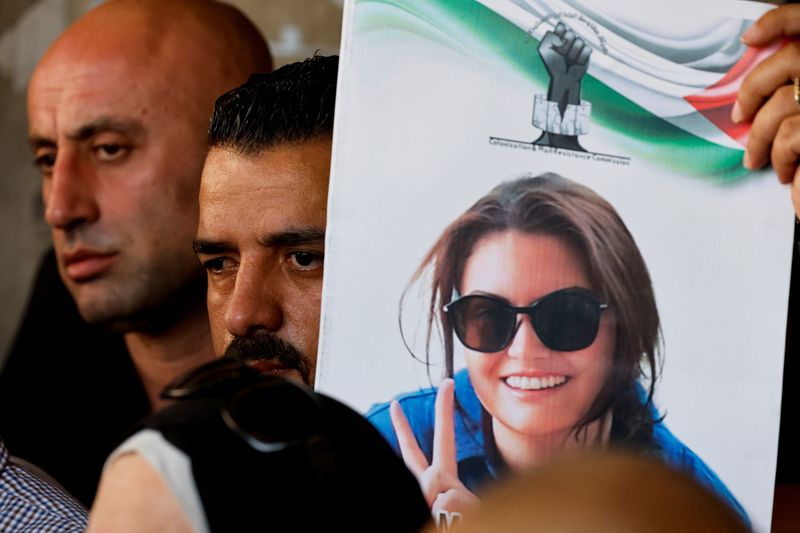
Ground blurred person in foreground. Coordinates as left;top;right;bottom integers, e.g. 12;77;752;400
424;451;749;533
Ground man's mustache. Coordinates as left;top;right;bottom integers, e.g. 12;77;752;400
223;334;311;384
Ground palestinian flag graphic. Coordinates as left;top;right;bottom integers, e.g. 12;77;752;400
354;0;777;179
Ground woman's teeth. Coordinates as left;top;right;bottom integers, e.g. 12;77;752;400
505;375;567;390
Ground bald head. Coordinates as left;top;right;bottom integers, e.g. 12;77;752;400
27;0;271;329
32;0;271;139
46;0;269;81
437;452;748;533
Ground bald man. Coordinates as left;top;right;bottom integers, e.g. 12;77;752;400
0;0;271;505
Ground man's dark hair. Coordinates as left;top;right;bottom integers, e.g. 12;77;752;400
208;55;338;154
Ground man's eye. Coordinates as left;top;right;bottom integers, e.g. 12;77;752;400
93;144;128;161
203;257;235;274
33;152;56;174
288;252;323;271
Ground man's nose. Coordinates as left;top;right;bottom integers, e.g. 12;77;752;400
223;261;283;338
506;316;552;360
43;150;100;230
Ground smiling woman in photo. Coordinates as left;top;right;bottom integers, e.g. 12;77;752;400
367;173;748;525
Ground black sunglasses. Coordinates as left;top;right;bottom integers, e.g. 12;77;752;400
161;356;322;452
443;287;608;353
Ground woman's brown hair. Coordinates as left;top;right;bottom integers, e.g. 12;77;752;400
403;173;662;443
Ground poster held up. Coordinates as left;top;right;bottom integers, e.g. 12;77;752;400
318;1;791;530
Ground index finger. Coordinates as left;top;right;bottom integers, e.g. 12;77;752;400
742;5;800;47
431;378;458;476
390;400;430;478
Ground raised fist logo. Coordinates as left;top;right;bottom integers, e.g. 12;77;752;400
533;21;593;151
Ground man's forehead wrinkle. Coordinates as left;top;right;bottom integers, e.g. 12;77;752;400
202;151;301;197
29;35;201;149
219;181;297;197
66;117;146;141
29;66;153;142
198;182;303;227
32;35;161;110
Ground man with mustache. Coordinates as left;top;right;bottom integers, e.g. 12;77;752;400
86;55;428;533
193;59;332;386
2;0;271;505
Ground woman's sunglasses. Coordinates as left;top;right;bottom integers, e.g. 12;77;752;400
162;356;322;452
443;287;608;353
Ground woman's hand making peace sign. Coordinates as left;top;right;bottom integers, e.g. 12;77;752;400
389;378;480;518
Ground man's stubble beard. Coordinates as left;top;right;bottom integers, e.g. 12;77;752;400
64;250;207;335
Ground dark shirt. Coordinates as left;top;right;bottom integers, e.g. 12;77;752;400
0;249;150;506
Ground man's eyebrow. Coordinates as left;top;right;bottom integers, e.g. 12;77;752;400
29;137;56;151
29;117;145;149
260;228;326;248
192;228;325;255
192;240;233;255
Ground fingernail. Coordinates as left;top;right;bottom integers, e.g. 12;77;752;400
743;150;753;169
731;100;742;123
741;25;756;43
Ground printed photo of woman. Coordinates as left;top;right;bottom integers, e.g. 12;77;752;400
366;173;748;525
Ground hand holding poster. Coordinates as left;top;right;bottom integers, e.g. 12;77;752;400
317;1;793;530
